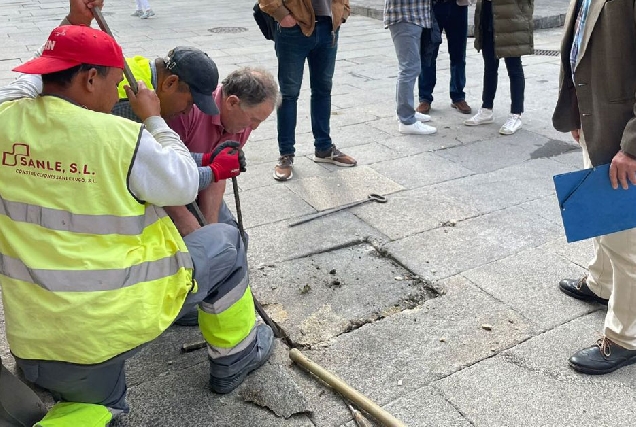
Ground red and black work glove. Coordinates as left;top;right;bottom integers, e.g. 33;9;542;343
201;141;246;182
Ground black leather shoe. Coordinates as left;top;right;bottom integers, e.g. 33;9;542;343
559;277;608;305
569;337;636;374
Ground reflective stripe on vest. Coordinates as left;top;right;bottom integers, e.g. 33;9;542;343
0;196;163;235
117;56;154;99
199;272;256;350
0;96;193;364
35;402;113;427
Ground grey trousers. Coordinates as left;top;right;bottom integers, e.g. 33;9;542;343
389;21;426;125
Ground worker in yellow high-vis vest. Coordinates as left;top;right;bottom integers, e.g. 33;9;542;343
110;46;250;226
0;2;274;426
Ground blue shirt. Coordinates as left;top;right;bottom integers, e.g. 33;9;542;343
570;0;592;78
384;0;433;28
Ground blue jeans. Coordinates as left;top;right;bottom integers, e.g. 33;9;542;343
274;17;339;156
480;0;525;114
418;1;468;103
389;22;424;125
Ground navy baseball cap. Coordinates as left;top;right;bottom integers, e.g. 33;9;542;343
165;47;219;115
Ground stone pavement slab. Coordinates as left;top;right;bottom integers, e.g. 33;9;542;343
386;206;562;280
435;314;636;426
283;166;404;211
250;243;434;346
351;185;481;240
461;246;591;331
298;274;537;426
364;386;471;427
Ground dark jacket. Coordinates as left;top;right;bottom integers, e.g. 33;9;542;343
474;0;534;58
552;0;636;165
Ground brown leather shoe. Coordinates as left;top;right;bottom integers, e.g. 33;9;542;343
416;101;431;114
314;145;357;167
451;100;472;114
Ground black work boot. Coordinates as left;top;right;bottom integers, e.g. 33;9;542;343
209;324;274;394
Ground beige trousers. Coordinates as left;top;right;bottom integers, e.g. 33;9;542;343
580;135;636;350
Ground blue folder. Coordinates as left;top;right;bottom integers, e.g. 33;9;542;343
553;164;636;242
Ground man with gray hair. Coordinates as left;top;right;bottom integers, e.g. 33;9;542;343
166;67;279;236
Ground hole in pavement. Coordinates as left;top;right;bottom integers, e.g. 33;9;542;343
252;240;440;349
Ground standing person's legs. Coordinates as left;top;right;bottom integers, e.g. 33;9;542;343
136;0;150;10
389;22;424;125
181;224;273;394
579;134;614;300
307;18;339;153
598;229;636;349
480;1;498;110
446;3;468;103
418;1;447;105
274;25;313;157
504;57;525;114
567;135;636;374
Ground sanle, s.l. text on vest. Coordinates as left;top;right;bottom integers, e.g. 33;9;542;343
44;40;56;51
2;142;97;182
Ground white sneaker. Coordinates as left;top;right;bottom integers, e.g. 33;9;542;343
131;9;143;16
464;108;494;126
399;121;437;135
140;9;155;19
499;114;523;135
395;112;432;123
414;112;431;122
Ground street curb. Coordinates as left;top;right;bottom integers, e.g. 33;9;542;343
350;5;566;36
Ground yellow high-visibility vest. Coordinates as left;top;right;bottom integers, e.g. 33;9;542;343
117;56;154;99
0;96;194;364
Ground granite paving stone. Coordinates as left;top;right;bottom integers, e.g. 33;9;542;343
351;185;481;240
361;386;472;427
435;354;636;427
296;274;536;426
225;184;317;229
244;211;386;266
518;193;564;226
501;313;636;389
386;206;562;280
369;151;475;189
540;236;594;270
250;243;433;346
414;158;574;216
435;314;636;427
235;158;331;191
434;129;551;173
284;166;404;211
461;246;592;330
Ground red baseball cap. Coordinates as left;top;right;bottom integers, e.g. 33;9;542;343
13;25;125;75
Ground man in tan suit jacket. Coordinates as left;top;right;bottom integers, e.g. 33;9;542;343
553;0;636;375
